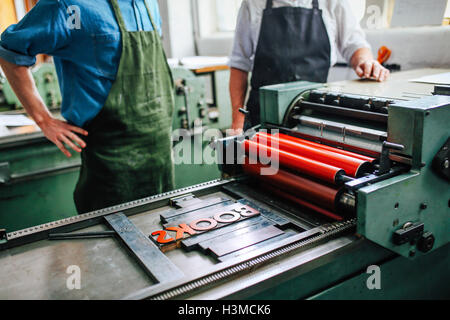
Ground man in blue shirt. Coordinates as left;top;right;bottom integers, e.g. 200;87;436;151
0;0;176;213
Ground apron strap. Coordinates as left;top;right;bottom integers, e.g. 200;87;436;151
109;0;127;32
110;0;159;34
143;0;159;33
312;0;320;9
267;0;319;10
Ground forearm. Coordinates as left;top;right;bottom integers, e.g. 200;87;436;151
0;57;51;125
0;57;87;157
229;67;249;130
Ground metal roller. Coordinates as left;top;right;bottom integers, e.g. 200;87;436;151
274;133;376;162
242;162;344;212
254;132;374;177
263;185;343;221
242;139;345;185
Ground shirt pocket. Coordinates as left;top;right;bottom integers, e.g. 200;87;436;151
92;33;121;80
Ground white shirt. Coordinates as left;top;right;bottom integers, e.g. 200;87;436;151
229;0;371;73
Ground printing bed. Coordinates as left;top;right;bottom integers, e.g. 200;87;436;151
0;69;448;300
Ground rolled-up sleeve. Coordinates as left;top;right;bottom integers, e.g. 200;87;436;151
229;0;254;72
0;0;70;66
335;0;371;63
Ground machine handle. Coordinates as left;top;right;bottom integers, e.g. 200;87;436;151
239;107;249;115
383;141;405;151
0;162;80;186
0;162;11;185
376;142;405;175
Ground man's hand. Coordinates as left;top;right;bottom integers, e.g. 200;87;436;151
354;59;390;82
230;112;245;136
39;117;88;158
350;48;390;82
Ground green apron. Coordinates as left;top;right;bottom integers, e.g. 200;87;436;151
74;0;175;214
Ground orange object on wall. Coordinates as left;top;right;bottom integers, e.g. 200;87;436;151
377;46;392;64
24;0;38;12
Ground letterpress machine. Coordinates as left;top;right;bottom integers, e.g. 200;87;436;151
0;69;448;299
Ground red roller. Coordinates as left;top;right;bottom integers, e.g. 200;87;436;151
243;162;343;212
263;185;343;221
243;139;344;184
254;132;373;177
274;132;375;162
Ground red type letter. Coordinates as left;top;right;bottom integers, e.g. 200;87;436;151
151;230;175;244
166;224;197;240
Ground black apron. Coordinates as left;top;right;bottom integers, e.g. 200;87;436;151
245;0;331;129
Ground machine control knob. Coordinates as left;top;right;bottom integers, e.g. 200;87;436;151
178;106;187;115
199;108;206;118
362;103;372;111
44;73;53;83
239;108;249;115
417;232;435;253
0;229;6;241
392;222;424;246
443;159;449;170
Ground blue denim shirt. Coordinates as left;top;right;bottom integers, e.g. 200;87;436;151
0;0;162;127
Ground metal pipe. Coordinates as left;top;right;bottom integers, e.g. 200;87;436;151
296;100;388;124
48;231;116;240
263;185;343;221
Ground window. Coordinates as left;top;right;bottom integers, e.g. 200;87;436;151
215;0;243;32
195;0;242;37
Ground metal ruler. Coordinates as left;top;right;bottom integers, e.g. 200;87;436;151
1;179;232;250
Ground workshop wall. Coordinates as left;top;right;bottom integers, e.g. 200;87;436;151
0;0;17;32
158;0;197;58
188;0;450;81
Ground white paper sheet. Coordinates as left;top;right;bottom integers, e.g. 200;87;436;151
0;125;9;135
180;56;230;70
390;0;447;27
0;115;36;126
409;72;450;85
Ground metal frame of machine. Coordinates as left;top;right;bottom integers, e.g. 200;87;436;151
0;175;448;300
255;81;449;259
